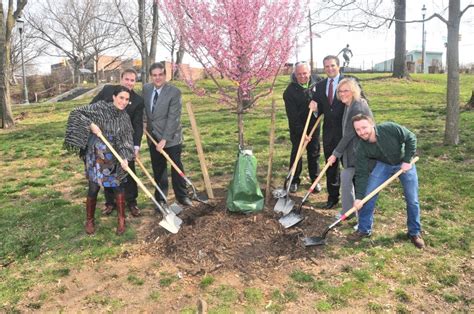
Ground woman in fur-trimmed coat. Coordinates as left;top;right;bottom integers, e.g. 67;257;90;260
64;86;134;235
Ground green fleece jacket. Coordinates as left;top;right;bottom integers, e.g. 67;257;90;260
354;122;417;199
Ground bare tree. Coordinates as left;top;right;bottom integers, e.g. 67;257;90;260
312;0;473;145
158;14;186;80
440;0;473;144
392;0;408;78
113;0;159;84
28;0;124;86
1;0;28;129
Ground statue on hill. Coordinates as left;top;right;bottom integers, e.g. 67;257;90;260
338;44;353;67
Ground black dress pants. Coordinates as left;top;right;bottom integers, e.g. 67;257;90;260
147;141;187;202
289;126;321;185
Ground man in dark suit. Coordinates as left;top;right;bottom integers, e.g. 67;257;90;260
144;62;191;207
90;69;144;216
310;55;345;209
283;61;322;193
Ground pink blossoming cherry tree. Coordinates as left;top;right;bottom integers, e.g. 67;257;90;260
161;0;305;147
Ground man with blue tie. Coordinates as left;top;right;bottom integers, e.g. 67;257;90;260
144;62;192;207
310;55;345;209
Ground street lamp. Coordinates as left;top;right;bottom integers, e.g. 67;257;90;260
16;16;29;104
421;4;427;74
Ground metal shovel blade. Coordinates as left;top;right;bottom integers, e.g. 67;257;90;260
274;197;295;215
279;212;305;228
272;188;287;199
159;212;183;234
169;202;183;215
303;236;327;246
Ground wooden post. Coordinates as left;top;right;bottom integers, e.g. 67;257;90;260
265;99;277;206
186;102;214;199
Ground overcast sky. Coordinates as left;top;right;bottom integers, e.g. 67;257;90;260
294;0;474;69
34;0;474;74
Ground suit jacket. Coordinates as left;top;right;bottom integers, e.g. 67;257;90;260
143;82;183;148
90;84;144;147
312;75;346;147
283;74;321;135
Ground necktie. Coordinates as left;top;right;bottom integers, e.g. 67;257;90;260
328;79;334;105
152;90;159;113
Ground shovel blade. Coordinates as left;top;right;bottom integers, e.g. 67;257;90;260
159;212;183;234
274;196;295;214
279;212;305;228
169;202;183;215
303;236;327;247
272;188;287;199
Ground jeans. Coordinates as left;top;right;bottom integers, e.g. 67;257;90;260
358;161;421;236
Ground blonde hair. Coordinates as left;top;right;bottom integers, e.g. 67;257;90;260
337;78;361;102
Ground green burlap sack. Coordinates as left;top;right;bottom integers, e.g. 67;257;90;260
226;149;264;213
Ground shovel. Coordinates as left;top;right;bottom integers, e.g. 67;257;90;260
144;129;211;205
273;114;323;199
135;157;183;215
279;161;332;228
274;111;319;214
303;157;419;246
97;132;182;234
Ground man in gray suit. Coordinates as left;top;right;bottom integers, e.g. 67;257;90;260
144;62;192;206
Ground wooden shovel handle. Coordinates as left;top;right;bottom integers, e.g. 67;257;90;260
144;129;186;178
290;109;315;176
96;132;155;201
308;161;332;192
135;157;160;191
340;156;420;221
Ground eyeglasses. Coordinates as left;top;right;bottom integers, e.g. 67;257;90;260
337;89;351;94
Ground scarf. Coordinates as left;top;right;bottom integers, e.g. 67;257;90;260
64;100;134;162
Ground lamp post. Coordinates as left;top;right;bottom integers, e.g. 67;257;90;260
16;16;29;104
421;4;427;74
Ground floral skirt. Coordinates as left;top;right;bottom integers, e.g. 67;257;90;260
85;134;124;188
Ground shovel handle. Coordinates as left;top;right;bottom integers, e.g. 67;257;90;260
289;109;314;177
339;156;420;222
144;129;191;185
135;157;159;190
96;132;169;216
296;161;332;213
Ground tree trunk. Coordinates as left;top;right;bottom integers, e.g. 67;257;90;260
174;38;185;80
392;0;409;79
237;109;244;148
0;3;14;129
444;0;460;145
148;1;159;65
94;54;100;85
138;0;148;84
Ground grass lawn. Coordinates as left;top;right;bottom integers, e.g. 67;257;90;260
0;73;473;312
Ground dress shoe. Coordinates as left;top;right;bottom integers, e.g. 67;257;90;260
177;196;193;206
347;230;371;242
409;234;425;249
102;204;114;215
128;204;141;217
325;199;338;209
289;183;298;193
312;183;322;194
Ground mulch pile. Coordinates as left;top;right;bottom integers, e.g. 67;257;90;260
145;194;344;277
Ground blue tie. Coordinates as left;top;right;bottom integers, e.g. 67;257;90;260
152;90;159;113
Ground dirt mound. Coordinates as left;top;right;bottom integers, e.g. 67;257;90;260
145;194;337;277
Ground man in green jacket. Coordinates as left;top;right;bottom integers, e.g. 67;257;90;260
351;114;424;249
